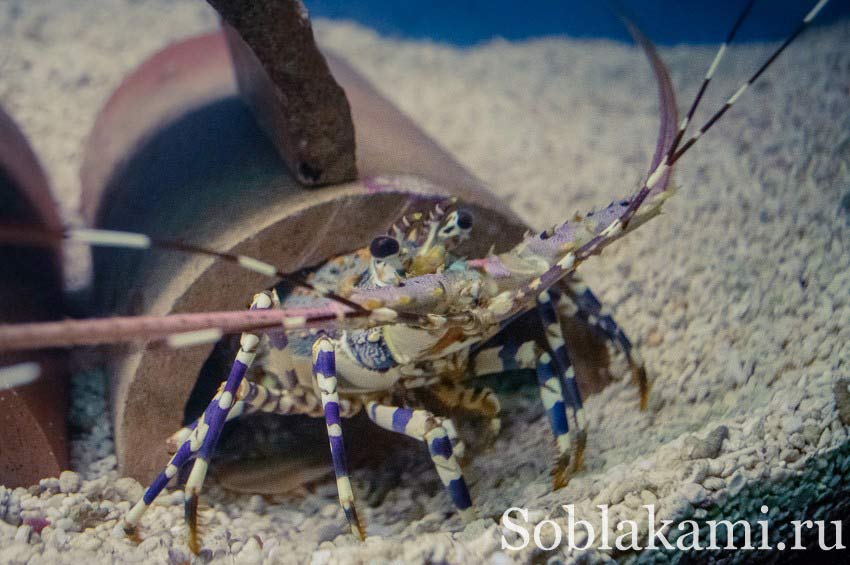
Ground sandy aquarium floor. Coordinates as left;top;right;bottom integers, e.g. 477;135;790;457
2;1;850;563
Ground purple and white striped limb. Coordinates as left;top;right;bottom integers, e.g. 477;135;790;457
122;291;273;553
536;290;586;489
366;401;474;519
560;279;648;408
312;335;365;539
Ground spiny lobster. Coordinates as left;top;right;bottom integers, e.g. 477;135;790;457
0;0;832;554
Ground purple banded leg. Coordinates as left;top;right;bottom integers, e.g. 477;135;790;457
366;401;475;520
123;291;272;554
472;302;585;486
537;290;584;421
561;279;648;408
471;336;537;376
536;350;580;489
440;418;466;461
166;312;298;450
537;290;587;488
121;430;197;540
182;296;269;553
312;335;364;540
165;381;323;452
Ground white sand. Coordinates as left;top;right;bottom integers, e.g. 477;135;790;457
1;0;849;563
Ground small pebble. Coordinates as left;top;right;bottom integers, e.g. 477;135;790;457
15;525;32;544
782;415;804;434
680;483;708;506
54;517;75;531
235;536;263;565
687;425;729;460
59;471;82;494
246;495;265;514
38;478;60;493
703;477;726;491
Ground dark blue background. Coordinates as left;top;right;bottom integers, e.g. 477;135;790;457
304;1;850;45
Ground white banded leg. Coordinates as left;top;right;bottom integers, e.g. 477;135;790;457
366;401;475;520
560;279;648;408
165;380;324;452
537;290;587;488
440;418;466;461
122;291;271;554
313;335;364;539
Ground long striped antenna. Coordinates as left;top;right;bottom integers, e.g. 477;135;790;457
500;0;832;312
620;0;830;229
0;225;368;314
666;0;757;162
0;306;399;352
669;0;830;165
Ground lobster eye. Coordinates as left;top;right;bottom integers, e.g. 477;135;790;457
370;236;400;259
456;209;473;230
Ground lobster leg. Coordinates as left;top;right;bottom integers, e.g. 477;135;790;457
536;290;586;489
428;383;502;444
122;291;273;553
165;381;323;452
366;400;475;520
440;417;466;461
470;331;537;375
312;335;365;540
471;295;587;487
559;279;648;409
121;427;198;542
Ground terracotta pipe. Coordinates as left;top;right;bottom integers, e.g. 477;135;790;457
0;106;69;487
